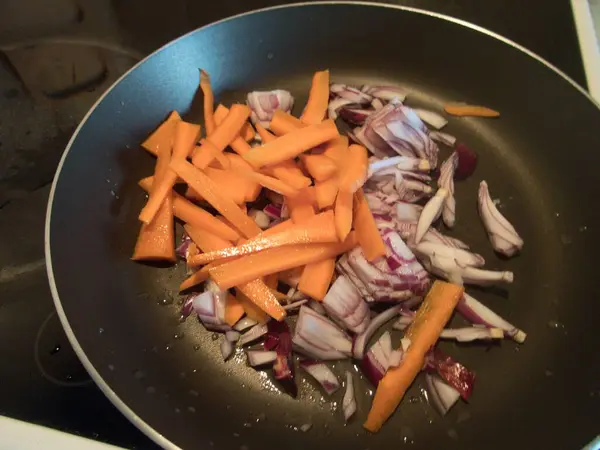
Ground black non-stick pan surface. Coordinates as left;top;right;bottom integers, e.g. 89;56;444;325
46;3;600;449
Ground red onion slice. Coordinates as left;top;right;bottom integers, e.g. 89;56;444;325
307;299;327;315
371;98;384;110
414;242;485;268
246;350;277;367
247;89;294;127
292;306;352;360
268;320;297;397
368;156;430;177
415;188;448;244
283;299;308;311
226;330;240;342
220;338;234;361
175;232;192;259
263;203;282;220
430;131;457;147
327;97;354;120
440;327;504;342
426;349;476;400
322;275;370;334
478;181;524;257
392;310;416;330
353;305;404;359
425;374;461;416
457;293;526;343
364;85;408;102
248;209;270;229
338;107;374;126
239;323;268;346
454;143;478;180
413;108;448;130
300;360;340;395
438;152;458;228
233;317;257;332
396;202;423;222
180;294;195;321
342;371;357;422
330;84;373;104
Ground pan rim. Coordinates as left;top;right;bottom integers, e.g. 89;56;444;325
43;2;600;449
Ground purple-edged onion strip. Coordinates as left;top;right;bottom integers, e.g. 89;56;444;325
263;203;282;220
292;306;352;360
460;266;514;286
414;242;485;268
327;97;354;120
246;350;277;367
368;156;430;177
283;299;308;310
175;233;192;259
179;294;195;321
430;131;457;146
413;108;448;130
239;323;268;346
220;338;234;361
478;181;524;257
440;327;504;342
233;317;257;332
330;83;373;104
308;299;327;315
392;311;416;330
342;371;357;422
395;202;422;222
457;293;526;343
300;360;340;395
438;152;458;228
363;85;408;102
415;188;447;244
353;305;404;359
372;98;384;110
425;374;461;416
338;107;373;126
226;330;240;342
191;290;229;331
322;275;370;334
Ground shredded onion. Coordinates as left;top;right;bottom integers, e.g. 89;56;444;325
322;275;370;333
425;373;461;416
413;108;448;129
292;306;352;360
342;371;357;422
440;327;504;342
246;350;277;367
220;338;234;361
353;305;404;359
233;317;257;332
239;323;268;346
300;360;340;395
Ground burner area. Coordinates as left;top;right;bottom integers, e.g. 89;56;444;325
0;0;588;448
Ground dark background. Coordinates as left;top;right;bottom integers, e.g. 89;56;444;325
0;1;586;448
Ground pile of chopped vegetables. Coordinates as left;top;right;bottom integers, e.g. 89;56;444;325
133;69;525;432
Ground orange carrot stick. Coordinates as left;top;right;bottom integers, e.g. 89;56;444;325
233;167;299;197
338;144;368;193
192;104;251;168
205;167;254;205
314;177;339;210
300;154;338;181
194;140;231;170
189;211;337;266
297;258;336;301
285;187;316;223
235;289;270;323
364;281;464;433
243;120;339;169
139;121;201;224
214;104;255;142
278;266;304;287
139;176;240;241
209;232;357;290
264;273;279;290
301;70;330;125
141;110;181;157
353;189;386;261
322;135;349;168
224;293;245;326
235;279;286;321
224;154;262;201
184;225;232;253
269;110;304;135
180;267;210;291
170;159;261;239
200;70;216;135
132;142;176;262
334;189;353;241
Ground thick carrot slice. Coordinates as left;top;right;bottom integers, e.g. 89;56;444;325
170;159;261;239
334;189;353;241
286;187;316;223
234;167;299;197
255;123;276;142
237;279;286;321
364;281;464;433
139;176;240;241
139;121;201;224
353;189;386;261
322;135;349;168
209;232;357;290
297;258;336;301
214;104;255;142
314;177;339;210
243;120;339;169
200;70;216;135
300;154;338;181
338;144;368;193
224;293;245;326
235;289;270;323
180;267;210;291
264;274;279;289
205;167;255;205
194;140;231;170
141;110;181;157
189;211;337;266
184;225;232;253
301;70;330;125
192;104;251;168
269;110;304;135
132;142;176;262
224;154;262;201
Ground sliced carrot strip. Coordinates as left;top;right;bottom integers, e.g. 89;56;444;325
286;187;316;223
139;121;201;224
200;70;216;135
269;110;304;135
194;140;231;170
300;154;338;181
234;167;299;197
192;104;251;168
444;104;500;117
236;279;286;321
132;142;176;262
322;135;349;168
224;293;245;326
141;110;181;157
189;211;337;266
338;144;368;193
184;225;232;253
170;159;261;239
215;104;255;142
314;177;339;210
301;70;330;125
224;154;263;201
334;189;353;241
364;281;464;433
353;189;386;261
255;123;276;142
297;258;336;301
264;274;279;289
139;176;240;241
179;267;210;291
209;232;357;290
243;120;339;169
205;167;255;205
235;289;270;323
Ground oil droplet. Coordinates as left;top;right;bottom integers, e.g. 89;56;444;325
50;345;61;355
233;433;240;437
65;375;73;381
240;446;249;450
579;226;588;232
267;52;274;59
174;332;184;340
146;386;156;394
300;423;312;432
165;344;171;351
98;328;104;334
133;370;145;380
545;370;554;377
188;406;196;413
448;428;459;439
255;412;266;423
193;344;200;351
108;364;115;371
243;422;252;428
189;389;199;397
408;396;419;404
174;408;181;413
158;298;172;306
548;320;565;330
211;334;220;341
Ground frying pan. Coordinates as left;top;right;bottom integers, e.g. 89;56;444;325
45;3;600;449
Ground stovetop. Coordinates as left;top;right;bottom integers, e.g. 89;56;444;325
0;1;587;448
